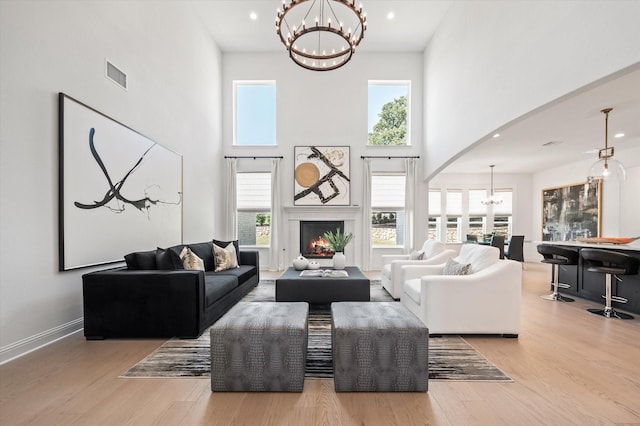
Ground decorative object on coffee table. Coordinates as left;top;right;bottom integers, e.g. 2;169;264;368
324;228;353;270
292;254;309;270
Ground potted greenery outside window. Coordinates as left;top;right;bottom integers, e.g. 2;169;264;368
323;228;353;270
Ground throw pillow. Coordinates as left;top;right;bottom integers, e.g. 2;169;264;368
443;258;471;276
180;247;205;271
212;238;240;267
124;250;157;270
213;242;239;272
409;250;425;260
155;247;183;270
187;241;215;271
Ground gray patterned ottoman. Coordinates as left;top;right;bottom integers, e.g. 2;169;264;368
332;302;429;392
210;302;309;392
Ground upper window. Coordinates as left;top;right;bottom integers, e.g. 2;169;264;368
237;172;272;246
371;174;405;246
233;81;276;146
367;81;410;146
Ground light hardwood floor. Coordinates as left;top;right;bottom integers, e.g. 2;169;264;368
1;264;639;425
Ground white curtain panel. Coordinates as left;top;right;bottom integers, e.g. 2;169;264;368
361;158;373;271
269;158;281;271
225;158;238;240
404;157;417;253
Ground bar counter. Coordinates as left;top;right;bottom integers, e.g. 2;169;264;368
537;241;640;314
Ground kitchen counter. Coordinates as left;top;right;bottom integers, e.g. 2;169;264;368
536;241;640;314
537;240;640;252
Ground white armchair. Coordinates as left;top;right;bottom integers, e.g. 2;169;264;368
400;244;522;337
381;240;457;299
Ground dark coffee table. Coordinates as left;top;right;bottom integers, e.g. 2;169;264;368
276;266;370;304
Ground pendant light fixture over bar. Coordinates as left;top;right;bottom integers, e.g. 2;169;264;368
587;108;626;183
481;165;503;206
276;0;367;71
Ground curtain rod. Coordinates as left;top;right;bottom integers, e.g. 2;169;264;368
360;155;420;159
224;156;284;159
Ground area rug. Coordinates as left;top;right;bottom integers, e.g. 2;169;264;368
121;280;512;382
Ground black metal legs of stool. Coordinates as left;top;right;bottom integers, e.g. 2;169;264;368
537;245;578;302
540;264;574;302
581;248;639;320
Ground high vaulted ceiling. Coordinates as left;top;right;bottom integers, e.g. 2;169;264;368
192;1;640;174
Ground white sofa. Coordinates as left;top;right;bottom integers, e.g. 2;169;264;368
381;240;456;299
400;244;522;337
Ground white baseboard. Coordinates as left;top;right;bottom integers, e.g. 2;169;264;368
0;318;84;365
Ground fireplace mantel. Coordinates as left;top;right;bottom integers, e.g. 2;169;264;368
284;206;360;218
284;205;361;268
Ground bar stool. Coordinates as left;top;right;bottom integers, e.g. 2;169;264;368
537;244;578;302
580;248;639;320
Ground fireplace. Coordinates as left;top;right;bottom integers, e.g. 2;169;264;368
300;220;345;259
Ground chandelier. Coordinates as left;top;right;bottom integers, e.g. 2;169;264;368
276;0;367;71
587;108;626;182
481;165;503;206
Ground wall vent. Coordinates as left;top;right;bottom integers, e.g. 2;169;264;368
105;60;128;90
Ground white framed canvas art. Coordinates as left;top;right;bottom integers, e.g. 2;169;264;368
58;93;183;270
294;146;350;206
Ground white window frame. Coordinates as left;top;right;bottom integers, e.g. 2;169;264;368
233;80;276;146
237;172;272;247
371;173;406;247
428;187;514;243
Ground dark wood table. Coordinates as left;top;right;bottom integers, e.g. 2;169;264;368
275;266;370;304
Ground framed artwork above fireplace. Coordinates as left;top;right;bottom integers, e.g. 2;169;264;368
294;146;350;206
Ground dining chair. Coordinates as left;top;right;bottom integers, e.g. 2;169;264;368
505;235;525;262
490;235;505;259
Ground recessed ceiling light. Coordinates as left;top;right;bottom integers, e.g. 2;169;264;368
492;133;500;138
249;11;258;21
614;132;625;138
387;11;395;20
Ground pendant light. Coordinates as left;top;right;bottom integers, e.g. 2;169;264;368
587;108;626;183
481;165;503;205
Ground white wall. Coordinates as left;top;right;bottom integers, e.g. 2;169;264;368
0;1;222;363
423;0;640;179
220;52;427;269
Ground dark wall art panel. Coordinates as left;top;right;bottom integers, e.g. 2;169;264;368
59;93;183;270
541;181;601;242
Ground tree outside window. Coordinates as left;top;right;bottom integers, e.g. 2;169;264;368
368;81;410;146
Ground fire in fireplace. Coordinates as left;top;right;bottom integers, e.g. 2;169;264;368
300;220;345;259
